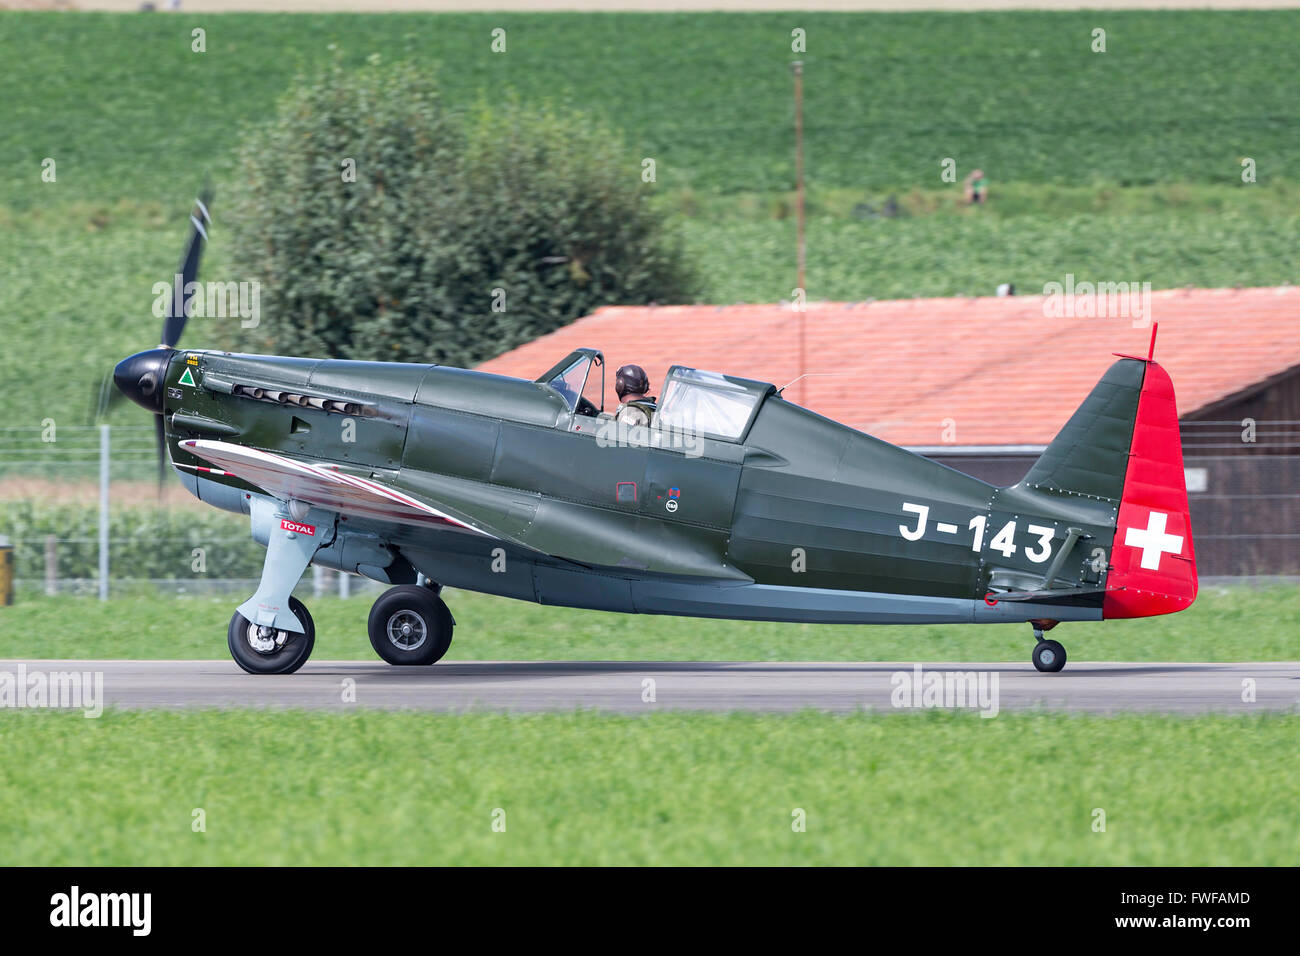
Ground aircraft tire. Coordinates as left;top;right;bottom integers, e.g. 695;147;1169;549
368;585;454;666
227;597;315;675
1032;639;1067;673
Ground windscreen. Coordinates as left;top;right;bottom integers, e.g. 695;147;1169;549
545;355;592;410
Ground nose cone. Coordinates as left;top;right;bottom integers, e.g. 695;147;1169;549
113;348;172;414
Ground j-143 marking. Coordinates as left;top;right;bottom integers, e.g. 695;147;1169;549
899;502;1056;563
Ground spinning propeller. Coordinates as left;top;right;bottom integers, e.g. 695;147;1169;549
95;190;213;489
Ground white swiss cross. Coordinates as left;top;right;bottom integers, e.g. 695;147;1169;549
1124;510;1184;571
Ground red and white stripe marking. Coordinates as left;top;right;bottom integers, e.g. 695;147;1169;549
177;439;486;536
174;463;229;477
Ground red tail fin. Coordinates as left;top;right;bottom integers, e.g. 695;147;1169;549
1103;360;1198;618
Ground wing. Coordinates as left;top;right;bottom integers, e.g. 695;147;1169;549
179;438;749;581
177;438;499;538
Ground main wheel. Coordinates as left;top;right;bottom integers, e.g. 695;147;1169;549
368;585;454;666
228;596;315;675
1032;638;1067;673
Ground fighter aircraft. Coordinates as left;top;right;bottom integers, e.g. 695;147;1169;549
107;195;1196;674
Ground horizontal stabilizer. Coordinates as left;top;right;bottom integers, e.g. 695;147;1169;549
988;586;1111;603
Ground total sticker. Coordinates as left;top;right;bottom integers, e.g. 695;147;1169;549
281;519;316;536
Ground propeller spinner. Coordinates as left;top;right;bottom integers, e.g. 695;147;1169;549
112;347;172;415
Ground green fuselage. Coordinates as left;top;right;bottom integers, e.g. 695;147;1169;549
165;348;1124;626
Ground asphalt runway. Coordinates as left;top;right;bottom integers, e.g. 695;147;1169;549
3;659;1297;714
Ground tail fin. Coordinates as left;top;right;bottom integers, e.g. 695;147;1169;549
1022;357;1197;618
1021;359;1146;503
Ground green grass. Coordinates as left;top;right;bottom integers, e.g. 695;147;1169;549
686;209;1300;303
3;10;1299;206
0;708;1294;865
2;583;1296;662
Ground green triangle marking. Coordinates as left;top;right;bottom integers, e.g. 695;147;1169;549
178;367;197;387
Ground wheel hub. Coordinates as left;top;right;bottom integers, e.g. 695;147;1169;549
386;610;428;651
246;623;288;655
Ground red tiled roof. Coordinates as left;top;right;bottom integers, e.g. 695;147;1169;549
477;287;1300;447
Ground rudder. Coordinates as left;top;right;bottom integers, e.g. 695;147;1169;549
1103;360;1197;617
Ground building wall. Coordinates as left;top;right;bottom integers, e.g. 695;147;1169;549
1177;371;1300;576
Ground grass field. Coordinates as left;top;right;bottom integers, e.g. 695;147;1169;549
1;10;1299;434
3;11;1297;204
1;707;1294;865
686;209;1300;303
2;583;1296;662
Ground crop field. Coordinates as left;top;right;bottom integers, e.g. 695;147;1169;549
3;11;1298;204
686;210;1300;304
1;10;1299;431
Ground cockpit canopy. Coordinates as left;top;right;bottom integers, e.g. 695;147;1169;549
655;367;771;441
536;349;773;443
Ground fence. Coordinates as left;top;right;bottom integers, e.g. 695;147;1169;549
0;424;377;599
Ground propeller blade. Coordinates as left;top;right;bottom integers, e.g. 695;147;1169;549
90;368;125;424
160;187;214;350
154;413;170;497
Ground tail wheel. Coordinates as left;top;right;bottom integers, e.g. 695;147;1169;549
1032;639;1067;673
368;585;454;666
228;596;315;675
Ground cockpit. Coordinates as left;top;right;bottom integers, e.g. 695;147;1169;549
536;349;773;443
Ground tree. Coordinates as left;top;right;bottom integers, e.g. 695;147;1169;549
227;62;696;366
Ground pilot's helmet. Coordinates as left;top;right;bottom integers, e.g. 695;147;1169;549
615;364;651;400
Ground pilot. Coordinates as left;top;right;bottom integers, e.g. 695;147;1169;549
614;364;656;427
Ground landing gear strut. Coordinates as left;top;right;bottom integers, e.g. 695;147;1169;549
228;500;333;675
368;584;455;666
1030;621;1067;673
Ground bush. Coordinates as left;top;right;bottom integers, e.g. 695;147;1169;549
227;62;697;365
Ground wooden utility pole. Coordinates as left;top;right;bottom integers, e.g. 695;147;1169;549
792;60;806;405
45;535;58;597
98;424;110;602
